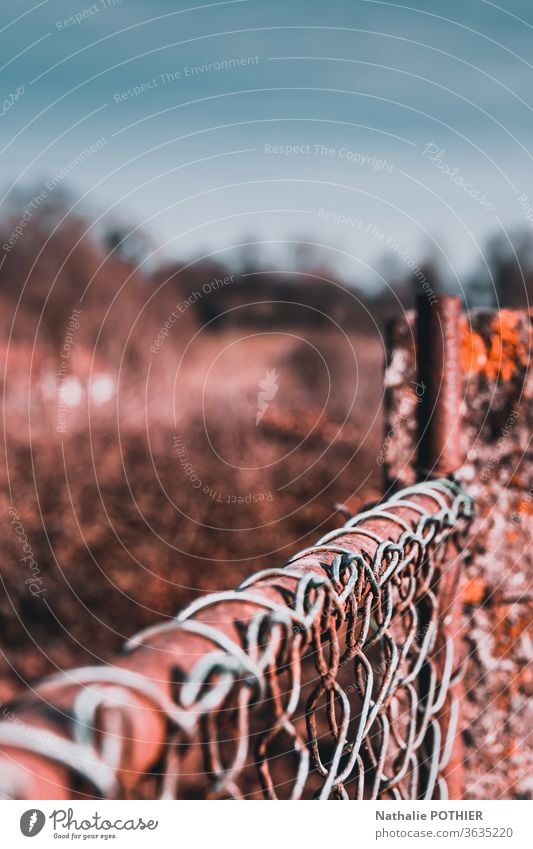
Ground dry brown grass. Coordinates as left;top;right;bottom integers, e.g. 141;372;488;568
0;212;385;701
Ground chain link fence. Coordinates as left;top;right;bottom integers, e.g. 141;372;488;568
0;477;473;800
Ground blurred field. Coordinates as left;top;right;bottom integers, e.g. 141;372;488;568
0;209;386;703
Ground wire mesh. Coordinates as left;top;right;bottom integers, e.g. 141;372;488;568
0;478;473;800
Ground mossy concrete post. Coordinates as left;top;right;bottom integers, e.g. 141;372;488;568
384;304;532;800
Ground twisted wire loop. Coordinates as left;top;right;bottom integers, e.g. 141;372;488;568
0;479;473;801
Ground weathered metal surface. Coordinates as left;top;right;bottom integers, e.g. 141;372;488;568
417;295;464;477
385;306;533;800
0;480;472;800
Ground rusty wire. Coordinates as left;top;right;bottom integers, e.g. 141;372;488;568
0;478;473;800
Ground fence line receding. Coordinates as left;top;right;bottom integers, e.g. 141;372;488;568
0;478;473;801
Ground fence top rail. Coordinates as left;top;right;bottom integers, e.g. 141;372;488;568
0;477;473;801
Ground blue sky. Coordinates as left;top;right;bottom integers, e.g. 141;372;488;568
1;0;533;288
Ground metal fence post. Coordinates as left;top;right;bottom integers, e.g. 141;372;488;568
417;294;464;478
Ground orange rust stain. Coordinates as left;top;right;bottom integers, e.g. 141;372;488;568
507;497;533;524
460;327;486;375
492;608;531;658
460;311;527;381
463;577;486;605
519;499;533;517
505;529;520;544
